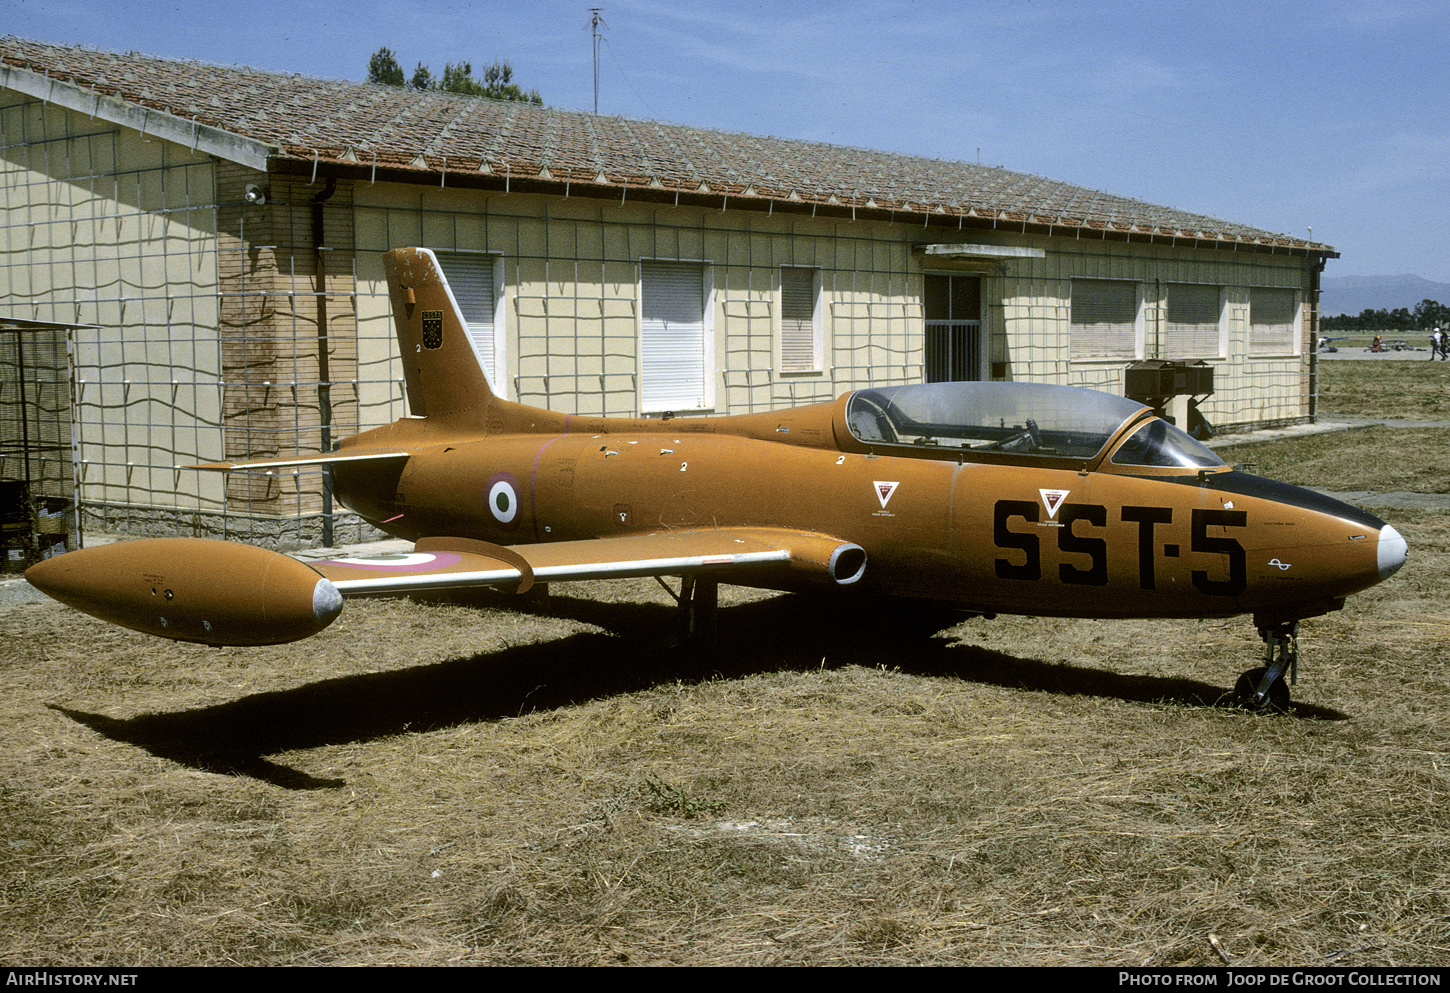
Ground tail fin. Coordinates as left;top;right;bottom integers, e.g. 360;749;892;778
383;248;495;418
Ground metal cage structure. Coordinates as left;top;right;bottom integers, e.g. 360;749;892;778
0;319;85;569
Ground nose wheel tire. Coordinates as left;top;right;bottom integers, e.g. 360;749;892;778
1234;666;1290;713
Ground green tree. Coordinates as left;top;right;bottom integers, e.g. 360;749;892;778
479;61;542;103
440;61;481;95
366;47;405;86
1414;298;1450;329
366;48;542;104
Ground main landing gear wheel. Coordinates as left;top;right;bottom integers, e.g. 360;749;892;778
1234;667;1290;713
1235;620;1298;714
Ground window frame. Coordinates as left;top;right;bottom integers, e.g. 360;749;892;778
1164;282;1226;360
1248;287;1301;358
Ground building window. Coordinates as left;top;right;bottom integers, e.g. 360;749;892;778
1165;283;1224;359
434;250;504;393
640;261;710;412
779;266;822;373
924;274;983;382
1071;279;1140;360
1249;288;1298;356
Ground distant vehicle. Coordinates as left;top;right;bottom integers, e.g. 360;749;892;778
25;249;1408;713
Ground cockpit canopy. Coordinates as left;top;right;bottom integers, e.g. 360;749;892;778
844;381;1225;470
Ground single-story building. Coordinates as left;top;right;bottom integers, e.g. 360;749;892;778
0;37;1336;551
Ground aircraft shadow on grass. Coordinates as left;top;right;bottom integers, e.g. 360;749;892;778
50;591;1348;790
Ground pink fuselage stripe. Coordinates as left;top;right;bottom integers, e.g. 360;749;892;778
530;434;571;542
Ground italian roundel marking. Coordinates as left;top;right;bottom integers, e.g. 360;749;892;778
319;552;463;572
487;471;522;528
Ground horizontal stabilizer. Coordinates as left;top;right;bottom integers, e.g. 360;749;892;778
191;449;411;472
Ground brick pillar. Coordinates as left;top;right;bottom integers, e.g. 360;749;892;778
214;165;356;514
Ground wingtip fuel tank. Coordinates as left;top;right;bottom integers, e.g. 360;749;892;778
25;538;343;647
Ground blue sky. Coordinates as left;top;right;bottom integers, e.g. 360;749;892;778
11;0;1449;282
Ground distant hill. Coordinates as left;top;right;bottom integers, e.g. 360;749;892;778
1321;275;1450;316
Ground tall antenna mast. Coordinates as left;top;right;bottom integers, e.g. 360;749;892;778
589;8;606;114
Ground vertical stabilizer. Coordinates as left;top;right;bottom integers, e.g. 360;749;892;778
383;248;496;418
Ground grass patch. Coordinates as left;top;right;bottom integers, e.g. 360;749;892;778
1318;360;1450;420
3;515;1449;966
1220;426;1450;493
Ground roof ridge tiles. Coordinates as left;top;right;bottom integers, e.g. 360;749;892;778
0;36;1333;254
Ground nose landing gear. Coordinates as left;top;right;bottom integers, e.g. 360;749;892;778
1235;620;1298;713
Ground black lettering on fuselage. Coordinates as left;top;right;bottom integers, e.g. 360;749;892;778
1058;503;1108;586
1191;508;1248;597
992;500;1248;598
993;500;1040;580
1122;506;1173;589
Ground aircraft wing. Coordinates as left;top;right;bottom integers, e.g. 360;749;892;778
191;449;411;471
23;528;866;647
310;528;867;597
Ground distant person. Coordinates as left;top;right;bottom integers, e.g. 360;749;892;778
1431;328;1442;360
1371;334;1383;352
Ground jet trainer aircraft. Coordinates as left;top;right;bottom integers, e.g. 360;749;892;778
27;248;1407;712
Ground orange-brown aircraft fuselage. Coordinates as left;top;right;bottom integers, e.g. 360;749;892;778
329;408;1388;625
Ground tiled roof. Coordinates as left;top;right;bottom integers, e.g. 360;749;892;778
0;37;1333;254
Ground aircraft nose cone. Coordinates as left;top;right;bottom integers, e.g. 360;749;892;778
1378;524;1407;580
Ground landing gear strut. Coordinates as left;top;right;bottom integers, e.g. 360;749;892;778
1235;620;1297;713
655;574;719;654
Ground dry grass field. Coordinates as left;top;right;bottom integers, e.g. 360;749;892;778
1222;425;1450;495
1317;357;1450;421
1;360;1446;967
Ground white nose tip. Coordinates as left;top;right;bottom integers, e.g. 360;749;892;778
312;578;344;627
1378;524;1407;580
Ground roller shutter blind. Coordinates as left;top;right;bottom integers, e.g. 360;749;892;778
641;262;707;411
1165;284;1223;359
434;252;498;385
1249;288;1297;356
1071;280;1139;359
780;266;819;372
